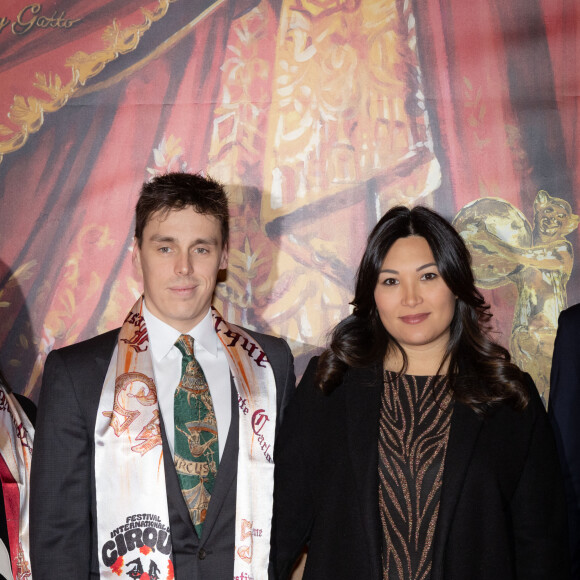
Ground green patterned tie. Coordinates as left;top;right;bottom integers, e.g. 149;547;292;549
174;334;219;537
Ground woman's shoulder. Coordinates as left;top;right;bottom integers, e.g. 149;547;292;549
470;372;547;431
298;355;381;397
295;356;323;400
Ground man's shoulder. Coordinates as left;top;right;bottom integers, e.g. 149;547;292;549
49;328;120;365
238;326;296;415
243;326;286;347
239;326;292;360
40;329;121;417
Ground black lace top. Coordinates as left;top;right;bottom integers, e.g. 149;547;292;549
378;371;454;580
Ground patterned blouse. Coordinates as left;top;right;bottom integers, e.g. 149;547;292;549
378;371;454;580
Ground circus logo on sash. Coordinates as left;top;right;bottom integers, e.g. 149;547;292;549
100;514;173;580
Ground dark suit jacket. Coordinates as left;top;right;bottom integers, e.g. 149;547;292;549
30;326;295;579
550;303;580;577
273;357;569;580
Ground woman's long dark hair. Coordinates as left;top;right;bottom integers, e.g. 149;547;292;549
316;205;529;413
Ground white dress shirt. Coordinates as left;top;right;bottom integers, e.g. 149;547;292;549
142;301;232;460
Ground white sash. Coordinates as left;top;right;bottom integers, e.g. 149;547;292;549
95;299;276;579
212;309;277;579
0;539;11;579
0;386;34;580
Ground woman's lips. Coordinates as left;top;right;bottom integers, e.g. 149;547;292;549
399;313;429;324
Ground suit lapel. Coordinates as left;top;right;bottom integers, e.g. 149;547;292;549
94;330;118;375
93;355;110;417
89;332;118;432
431;401;483;580
345;363;383;579
200;375;239;542
95;354;110;377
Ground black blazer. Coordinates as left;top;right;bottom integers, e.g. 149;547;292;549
30;326;295;579
550;303;580;577
273;357;569;580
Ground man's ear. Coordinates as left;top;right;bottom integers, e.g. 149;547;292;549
219;242;229;270
132;238;143;275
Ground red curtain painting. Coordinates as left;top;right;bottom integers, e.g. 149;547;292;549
0;0;578;401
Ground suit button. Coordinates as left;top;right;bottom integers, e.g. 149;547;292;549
198;548;206;560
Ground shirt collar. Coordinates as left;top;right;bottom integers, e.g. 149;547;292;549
141;300;219;362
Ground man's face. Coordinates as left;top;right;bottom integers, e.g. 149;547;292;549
133;207;228;333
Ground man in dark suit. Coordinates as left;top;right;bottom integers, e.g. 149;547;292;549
550;303;580;578
30;173;295;579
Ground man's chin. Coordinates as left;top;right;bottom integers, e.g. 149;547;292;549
170;306;210;329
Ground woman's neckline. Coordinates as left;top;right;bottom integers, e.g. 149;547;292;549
383;369;445;379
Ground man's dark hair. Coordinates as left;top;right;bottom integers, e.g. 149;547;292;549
135;172;229;246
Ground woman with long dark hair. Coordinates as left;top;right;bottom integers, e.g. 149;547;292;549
272;205;569;579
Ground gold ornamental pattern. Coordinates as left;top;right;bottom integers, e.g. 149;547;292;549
454;191;580;403
0;0;175;165
207;0;441;353
262;0;435;216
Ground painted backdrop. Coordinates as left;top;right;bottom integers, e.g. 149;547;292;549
0;0;578;405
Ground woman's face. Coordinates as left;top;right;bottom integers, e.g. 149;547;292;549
374;235;456;362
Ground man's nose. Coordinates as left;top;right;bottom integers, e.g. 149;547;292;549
175;253;192;275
